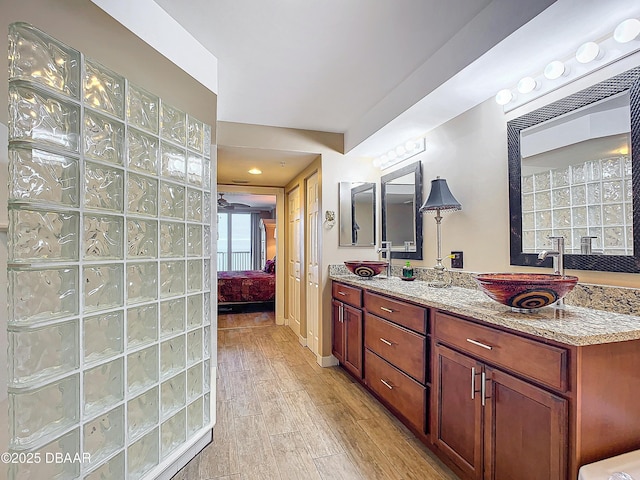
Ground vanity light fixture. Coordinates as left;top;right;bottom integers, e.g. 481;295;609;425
575;41;601;64
420;177;462;288
614;18;640;43
517;76;537;94
543;60;566;80
248;168;262;175
373;137;426;170
495;89;513;105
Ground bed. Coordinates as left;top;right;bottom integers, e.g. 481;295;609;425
217;269;276;305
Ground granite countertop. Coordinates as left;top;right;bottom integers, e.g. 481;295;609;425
330;274;640;346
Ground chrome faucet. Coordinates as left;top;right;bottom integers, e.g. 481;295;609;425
377;241;392;278
538;236;566;308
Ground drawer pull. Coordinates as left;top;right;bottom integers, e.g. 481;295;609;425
471;367;476;400
379;337;394;346
466;338;492;350
380;379;394;390
380;306;394;313
337;291;346;296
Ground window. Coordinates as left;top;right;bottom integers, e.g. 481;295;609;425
217;212;252;270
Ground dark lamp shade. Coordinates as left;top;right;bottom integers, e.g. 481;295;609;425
420;178;462;212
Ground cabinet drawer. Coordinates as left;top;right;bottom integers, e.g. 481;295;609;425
434;312;568;392
365;349;426;433
364;291;427;334
364;313;426;384
332;282;362;308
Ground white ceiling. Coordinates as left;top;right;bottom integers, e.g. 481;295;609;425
148;0;640;185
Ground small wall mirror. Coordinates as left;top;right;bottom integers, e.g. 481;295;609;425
339;182;376;246
381;161;423;260
508;66;640;272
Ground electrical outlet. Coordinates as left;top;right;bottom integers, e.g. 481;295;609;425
451;251;463;269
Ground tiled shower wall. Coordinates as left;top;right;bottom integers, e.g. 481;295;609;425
6;23;213;479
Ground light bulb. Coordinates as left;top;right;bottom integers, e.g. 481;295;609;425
495;89;513;106
576;42;600;63
387;150;397;160
405;140;416;152
395;145;406;156
544;61;565;80
517;77;537;94
614;18;640;43
248;168;262;175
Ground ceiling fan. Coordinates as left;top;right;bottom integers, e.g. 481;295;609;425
217;193;251;210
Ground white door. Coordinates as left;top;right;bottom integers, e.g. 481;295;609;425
306;172;320;355
287;186;302;340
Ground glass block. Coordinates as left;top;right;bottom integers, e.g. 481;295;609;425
187;397;204;437
572;207;587;227
187;260;203;293
161;409;186;456
161;335;185;380
9;373;78;448
84;161;124;212
604;204;624;225
571;185;586;205
160;142;186;182
9;207;79;262
187;116;203;153
203;359;210;392
187;152;203;185
160;221;185;258
552;167;569;187
204;259;211;290
522;212;534;230
127;218;158;258
204;392;211;424
521;193;533;212
187;294;203;329
84;214;124;260
85;450;125;480
9;146;79;206
588;205;602;226
84;264;124;313
161;103;186;146
127;262;158;304
127;173;158;217
588;228;603;249
84;109;125;165
9;428;80;480
84;58;125;118
521;175;533;194
203;123;212;157
128;387;158;440
187;329;203;366
587;161;601;181
160;181;185;219
127;83;159;134
84;311;124;365
187;363;202;402
535;210;551;229
603;180;624;203
572;229;588;252
160;261;185;298
601;157;622;179
127;427;159;480
534;191;550;210
187;189;202;222
203;225;212;257
127;304;158;349
625;179;633;201
626;203;633;225
203;158;211;190
604;226;625;248
9;84;80;152
203;192;211;223
128;127;159;174
83;405;124;465
9;23;80;98
522;230;535;252
552;188;570;208
160;298;185;338
586;183;601;204
161;372;186;418
84;358;124;417
9;319;78;387
203;294;211;326
534;171;550;190
553;208;571;228
571;163;587;184
187;224;203;257
204;325;211;360
8;266;78;324
127;345;158;396
535;230;552;249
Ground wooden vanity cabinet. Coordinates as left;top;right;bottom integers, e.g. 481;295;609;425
331;282;363;378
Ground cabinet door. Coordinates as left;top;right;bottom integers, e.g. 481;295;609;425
484;367;567;480
331;299;345;364
433;344;484;480
343;303;363;378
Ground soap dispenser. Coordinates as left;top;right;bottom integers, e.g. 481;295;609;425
402;261;414;280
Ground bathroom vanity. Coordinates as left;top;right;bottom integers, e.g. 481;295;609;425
331;276;640;480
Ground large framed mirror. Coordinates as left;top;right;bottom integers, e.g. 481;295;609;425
339;182;376;246
508;66;640;272
381;160;423;260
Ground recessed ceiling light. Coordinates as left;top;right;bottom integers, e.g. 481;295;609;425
248;168;262;175
576;42;600;64
232;179;250;184
614;18;640;44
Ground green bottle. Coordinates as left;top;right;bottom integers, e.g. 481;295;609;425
402;261;414;279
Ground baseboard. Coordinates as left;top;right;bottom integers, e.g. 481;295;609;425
153;428;212;480
317;354;339;367
298;334;307;347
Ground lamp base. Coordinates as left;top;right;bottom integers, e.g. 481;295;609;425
427;279;451;288
428;264;452;288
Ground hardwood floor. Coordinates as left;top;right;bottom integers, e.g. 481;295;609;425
173;314;459;480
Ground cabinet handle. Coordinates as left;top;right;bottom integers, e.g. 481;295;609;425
337;291;346;296
481;371;487;406
379;337;394;346
380;379;394;390
471;367;476;400
339;305;343;323
466;338;492;350
380;306;394;313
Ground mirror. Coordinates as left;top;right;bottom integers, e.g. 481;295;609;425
381;161;423;260
508;66;640;273
339;182;376;246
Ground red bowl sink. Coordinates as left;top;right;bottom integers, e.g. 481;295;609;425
344;261;388;278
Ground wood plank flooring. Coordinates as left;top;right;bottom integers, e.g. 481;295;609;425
172;314;459;480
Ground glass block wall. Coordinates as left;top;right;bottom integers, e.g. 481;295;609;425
6;23;213;479
522;155;633;255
